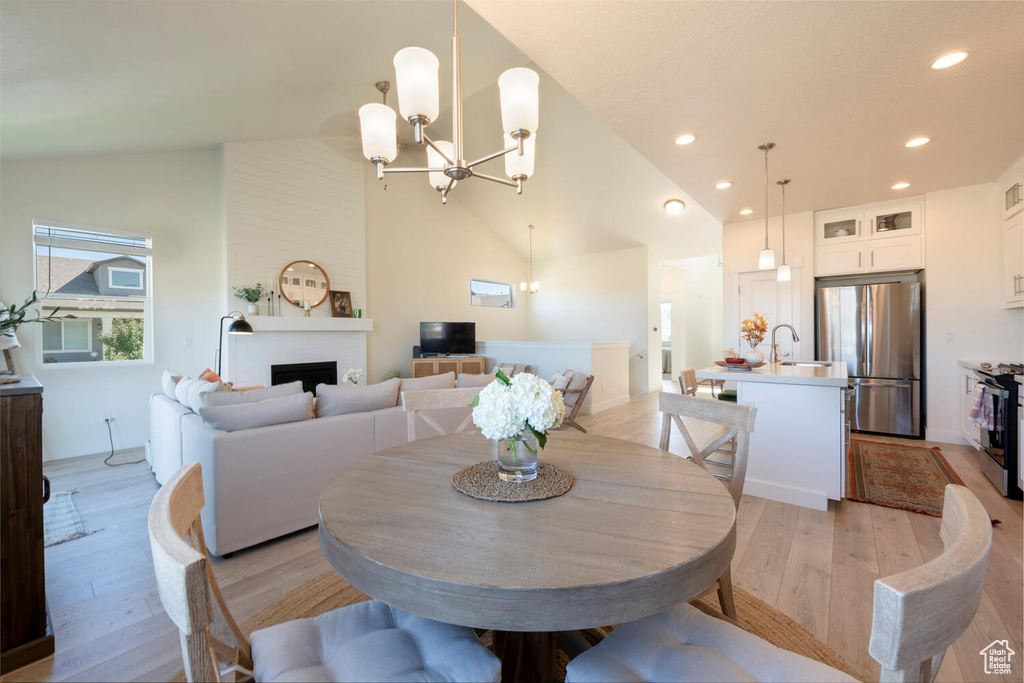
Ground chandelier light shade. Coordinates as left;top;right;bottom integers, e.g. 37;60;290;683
498;68;540;135
520;224;539;294
777;178;791;282
393;47;440;123
757;142;776;270
359;0;539;203
358;104;398;163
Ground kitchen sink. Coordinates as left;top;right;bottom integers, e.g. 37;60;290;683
780;360;831;368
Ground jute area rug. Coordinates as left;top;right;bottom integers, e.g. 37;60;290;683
848;439;966;517
43;489;94;547
171;571;864;682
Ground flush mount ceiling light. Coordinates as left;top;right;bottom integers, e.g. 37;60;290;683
520;224;539;294
664;199;686;215
892;182;911;190
776;179;791;282
931;51;968;69
740;209;753;215
905;137;930;148
358;0;539;205
715;181;733;190
674;134;696;145
757;143;776;270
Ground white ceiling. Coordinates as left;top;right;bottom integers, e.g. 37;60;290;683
468;1;1024;223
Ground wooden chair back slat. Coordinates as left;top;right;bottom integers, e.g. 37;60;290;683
679;369;698;396
558;375;594;433
869;485;992;682
402;387;483;441
149;463;253;682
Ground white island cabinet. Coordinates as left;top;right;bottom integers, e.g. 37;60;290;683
696;361;849;511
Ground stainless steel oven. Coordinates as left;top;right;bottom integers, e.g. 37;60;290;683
976;365;1022;499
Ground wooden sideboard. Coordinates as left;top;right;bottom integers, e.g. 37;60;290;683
0;376;54;671
410;356;486;378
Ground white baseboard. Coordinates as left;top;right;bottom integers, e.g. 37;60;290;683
924;428;964;445
584;394;631;415
743;478;830;511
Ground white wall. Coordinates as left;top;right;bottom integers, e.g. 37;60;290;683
224;139;365;315
923;182;1023;443
363;167;530;383
662;256;725;375
0;150;223;460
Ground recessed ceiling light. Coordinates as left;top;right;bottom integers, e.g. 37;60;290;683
931;51;967;69
674;134;696;146
664;199;685;215
905;137;930;148
892;182;911;190
740;209;753;215
715;181;733;190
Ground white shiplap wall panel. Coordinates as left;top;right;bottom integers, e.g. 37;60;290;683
225;139;365;318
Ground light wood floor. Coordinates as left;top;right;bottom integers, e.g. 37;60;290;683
3;385;1021;682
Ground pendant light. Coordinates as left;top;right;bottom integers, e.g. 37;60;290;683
776;179;791;281
520;225;539;294
757;142;776;270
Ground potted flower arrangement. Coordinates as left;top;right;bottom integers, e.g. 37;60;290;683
471;369;565;482
340;368;363;385
740;310;768;365
232;284;264;316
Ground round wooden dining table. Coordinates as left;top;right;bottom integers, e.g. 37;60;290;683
318;430;736;680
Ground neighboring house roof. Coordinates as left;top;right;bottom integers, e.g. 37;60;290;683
36;256;100;296
85;255;145;274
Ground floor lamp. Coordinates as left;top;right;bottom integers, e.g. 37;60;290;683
217;312;253;378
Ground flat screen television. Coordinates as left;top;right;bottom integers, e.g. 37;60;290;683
420;322;476;355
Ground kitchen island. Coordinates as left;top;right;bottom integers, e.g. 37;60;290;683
696;361;849;511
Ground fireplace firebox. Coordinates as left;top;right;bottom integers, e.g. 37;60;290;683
270;361;338;394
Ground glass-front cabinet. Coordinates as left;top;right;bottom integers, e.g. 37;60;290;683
815;210;864;244
814;199;924;277
868;204;921;239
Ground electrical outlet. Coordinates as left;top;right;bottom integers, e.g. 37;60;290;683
945;332;955;343
102;412;112;423
183;336;193;348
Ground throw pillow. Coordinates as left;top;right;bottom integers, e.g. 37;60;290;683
399;372;455;392
188;379;225;411
316;378;401;417
174;377;194;408
198;392;315;433
457;371;497;388
550;373;569;392
199;368;222;383
162;370;183;400
194;380;303;409
563;370;590;408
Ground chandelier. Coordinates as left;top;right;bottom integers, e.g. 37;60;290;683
757;142;776;270
520;224;539;294
358;0;539;205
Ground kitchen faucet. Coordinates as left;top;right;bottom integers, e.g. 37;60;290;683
769;324;800;363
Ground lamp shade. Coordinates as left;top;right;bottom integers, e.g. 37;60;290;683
427;141;454;190
227;317;253;335
758;248;776;270
394;47;440;122
776;263;792;281
358;104;398;163
504;131;536;179
498;67;539;135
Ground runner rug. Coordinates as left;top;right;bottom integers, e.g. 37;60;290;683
848;439;966;517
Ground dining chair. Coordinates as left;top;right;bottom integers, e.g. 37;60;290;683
402;387;483;441
658;392;756;619
678;368;698;396
565;484;992;683
552;372;594;433
149;463;501;683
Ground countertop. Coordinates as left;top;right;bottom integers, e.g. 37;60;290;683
0;375;43;396
696;361;848;388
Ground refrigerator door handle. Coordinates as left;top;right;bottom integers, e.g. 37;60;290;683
864;286;872;375
855;379;913;388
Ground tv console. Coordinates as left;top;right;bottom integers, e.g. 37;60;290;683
410;356;485;379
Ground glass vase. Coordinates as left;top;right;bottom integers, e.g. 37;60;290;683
496;430;539;482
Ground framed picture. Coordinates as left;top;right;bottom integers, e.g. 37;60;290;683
329;290;353;318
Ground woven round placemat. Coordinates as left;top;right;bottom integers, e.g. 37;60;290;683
452;460;574;503
0;376;20;385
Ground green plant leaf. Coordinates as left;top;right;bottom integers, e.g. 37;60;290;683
470;396;480;408
529;425;547;450
496;368;511;386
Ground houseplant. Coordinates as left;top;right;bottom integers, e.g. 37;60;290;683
1;292;76;374
471;370;565;482
232;284;265;315
740;310;768;365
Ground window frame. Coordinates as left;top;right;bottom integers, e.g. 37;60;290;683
41;319;93;353
469;279;515;309
107;266;145;290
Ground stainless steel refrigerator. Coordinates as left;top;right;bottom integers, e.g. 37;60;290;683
817;282;922;437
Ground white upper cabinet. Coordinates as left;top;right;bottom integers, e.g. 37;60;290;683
999;154;1024;308
814;198;924;276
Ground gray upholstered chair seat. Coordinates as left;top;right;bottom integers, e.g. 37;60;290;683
565;603;856;683
251;599;501;683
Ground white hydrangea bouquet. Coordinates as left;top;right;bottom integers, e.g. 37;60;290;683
340;368;363;385
471;369;565;482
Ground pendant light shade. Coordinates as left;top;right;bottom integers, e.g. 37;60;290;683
776;263;792;281
427;141;455;190
520;224;539;294
358;104;398;163
498;68;540;136
757;142;776;270
393;47;440;123
758;249;776;270
504;131;536;180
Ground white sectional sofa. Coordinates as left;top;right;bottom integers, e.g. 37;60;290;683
149;371;475;556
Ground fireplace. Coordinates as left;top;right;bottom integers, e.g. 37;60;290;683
271;361;338;394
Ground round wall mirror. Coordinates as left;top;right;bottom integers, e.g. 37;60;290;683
279;261;330;308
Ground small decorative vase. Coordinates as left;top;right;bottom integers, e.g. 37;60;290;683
496;430;539;482
247;302;260;316
743;346;764;366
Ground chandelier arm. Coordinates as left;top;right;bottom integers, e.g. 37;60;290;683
421;134;454;165
466;144;519;169
381;166;444;174
472;172;519;189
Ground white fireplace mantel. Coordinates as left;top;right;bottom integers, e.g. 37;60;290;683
245;317;373;333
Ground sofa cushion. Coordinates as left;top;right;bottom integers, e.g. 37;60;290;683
188;378;225;411
174;377;195;408
498;363;529;377
457;371;497;388
195;380;303;409
316;378;401;418
400;372;455;392
198;392;315;432
162;369;184;400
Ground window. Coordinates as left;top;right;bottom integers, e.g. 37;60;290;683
34;222;152;365
470;280;514;308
